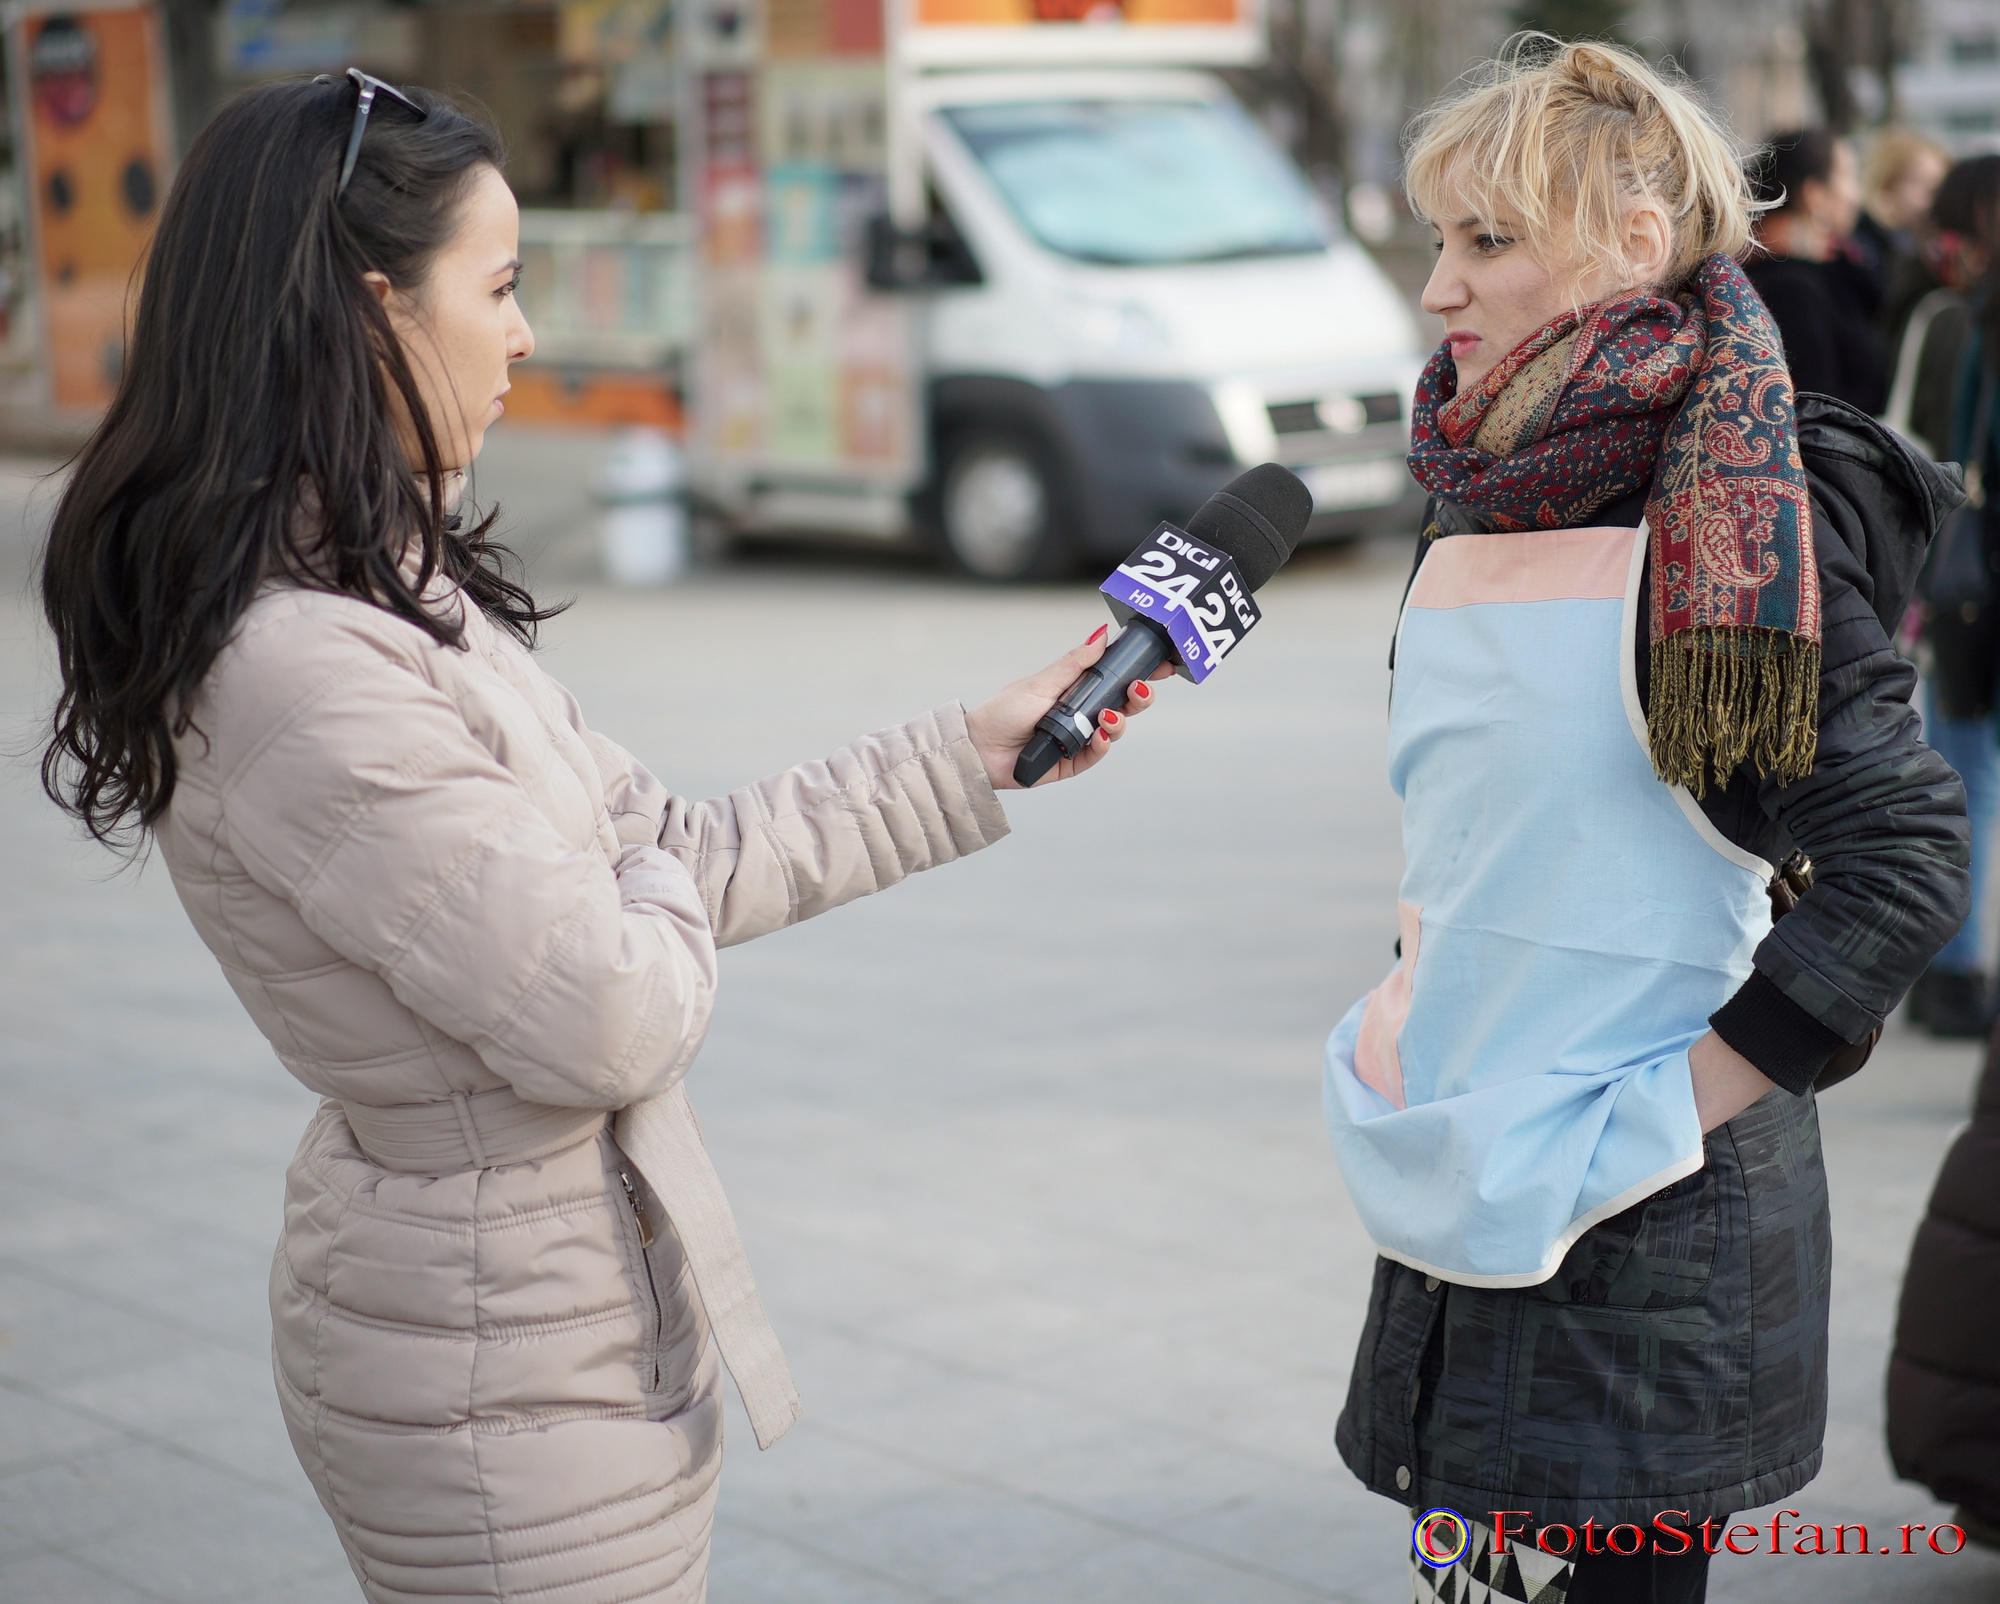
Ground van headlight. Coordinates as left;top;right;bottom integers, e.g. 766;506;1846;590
1209;380;1278;465
1069;297;1173;358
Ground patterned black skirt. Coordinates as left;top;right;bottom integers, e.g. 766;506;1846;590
1339;1087;1832;1531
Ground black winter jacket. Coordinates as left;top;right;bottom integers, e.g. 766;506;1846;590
1886;1027;2000;1527
1410;395;1970;1096
1746;254;1891;414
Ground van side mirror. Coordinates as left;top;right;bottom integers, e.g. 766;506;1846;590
864;211;984;290
865;214;931;291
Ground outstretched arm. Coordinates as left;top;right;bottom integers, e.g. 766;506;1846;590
578;627;1162;948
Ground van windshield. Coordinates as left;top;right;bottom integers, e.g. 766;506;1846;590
941;98;1330;267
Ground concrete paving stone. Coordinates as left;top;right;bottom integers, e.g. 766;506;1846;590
960;1530;1353;1604
722;1417;953;1533
845;1284;1137;1379
982;1415;1334;1535
745;1240;969;1337
0;1443;184;1552
256;1561;368;1604
793;1480;1124;1597
709;1519;953;1604
1172;1478;1413;1598
0;1380;129;1477
75;1476;348;1604
1801;1421;1928;1516
0;1547;175;1604
1009;1329;1345;1474
792;1348;1117;1484
0;1267;234;1393
92;1157;294;1255
52;1346;306;1493
0;1185;138;1263
5;1225;277;1355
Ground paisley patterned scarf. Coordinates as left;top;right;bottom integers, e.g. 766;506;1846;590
1406;253;1820;796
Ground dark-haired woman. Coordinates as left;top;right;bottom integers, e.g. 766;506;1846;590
1891;156;2000;1036
1745;128;1890;413
38;75;1158;1603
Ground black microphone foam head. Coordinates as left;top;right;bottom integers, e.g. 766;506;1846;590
1185;463;1313;593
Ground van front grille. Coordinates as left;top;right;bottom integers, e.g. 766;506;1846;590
1267;401;1322;435
1267;392;1404;436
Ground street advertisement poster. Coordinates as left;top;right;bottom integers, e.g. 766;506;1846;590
917;0;1235;21
9;2;172;410
558;0;676;63
692;45;915;479
216;0;418;77
696;70;765;454
765;0;878;56
560;0;679;118
907;0;1259;66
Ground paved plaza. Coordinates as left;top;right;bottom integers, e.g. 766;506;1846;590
2;432;1998;1603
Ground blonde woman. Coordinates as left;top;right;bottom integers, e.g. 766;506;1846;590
1321;39;1968;1604
1860;125;1949;294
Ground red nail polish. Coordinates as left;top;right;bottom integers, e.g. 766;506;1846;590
1102;710;1121;728
1133;680;1151;700
1086;624;1108;646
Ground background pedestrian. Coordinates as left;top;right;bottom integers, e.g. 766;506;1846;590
1856;127;1949;307
1905;157;2000;1038
1744;128;1890;414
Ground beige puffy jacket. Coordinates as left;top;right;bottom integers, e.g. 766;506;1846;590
155;579;1009;1603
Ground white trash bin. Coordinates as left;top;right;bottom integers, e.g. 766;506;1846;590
595;427;689;585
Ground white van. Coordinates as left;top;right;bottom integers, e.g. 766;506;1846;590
683;8;1425;580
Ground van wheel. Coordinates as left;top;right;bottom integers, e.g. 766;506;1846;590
936;431;1074;582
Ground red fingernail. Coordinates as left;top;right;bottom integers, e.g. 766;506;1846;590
1133;681;1151;700
1101;710;1122;728
1086;624;1108;646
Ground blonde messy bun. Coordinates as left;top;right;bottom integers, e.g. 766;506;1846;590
1404;34;1755;298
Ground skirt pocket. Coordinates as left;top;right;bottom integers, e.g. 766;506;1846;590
1537;1160;1720;1311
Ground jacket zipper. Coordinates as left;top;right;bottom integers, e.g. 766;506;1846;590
618;1167;663;1390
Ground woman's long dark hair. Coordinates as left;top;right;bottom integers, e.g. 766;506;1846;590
40;76;559;850
1934;155;2000;355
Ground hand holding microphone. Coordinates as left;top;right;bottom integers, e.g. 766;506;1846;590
967;463;1314;789
965;623;1170;790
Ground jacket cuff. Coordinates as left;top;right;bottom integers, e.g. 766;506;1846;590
1708;968;1853;1096
934;701;1011;851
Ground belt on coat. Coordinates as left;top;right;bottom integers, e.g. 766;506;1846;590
337;1083;803;1451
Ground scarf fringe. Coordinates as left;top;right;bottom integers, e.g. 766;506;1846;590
1647;629;1820;797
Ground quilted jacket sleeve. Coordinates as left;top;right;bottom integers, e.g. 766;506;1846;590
203;606;717;1111
575;697;1012;949
1706;496;1971;1094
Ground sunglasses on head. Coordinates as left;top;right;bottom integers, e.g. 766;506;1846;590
315;67;425;198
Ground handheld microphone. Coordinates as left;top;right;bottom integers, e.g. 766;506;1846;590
1012;463;1314;787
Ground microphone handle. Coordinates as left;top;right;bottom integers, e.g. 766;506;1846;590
1011;618;1174;787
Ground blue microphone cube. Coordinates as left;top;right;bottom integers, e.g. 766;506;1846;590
1099;522;1263;683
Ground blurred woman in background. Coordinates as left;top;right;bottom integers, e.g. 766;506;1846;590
1902;156;2000;1037
1856;126;1948;304
1744;127;1890;413
1882;155;2000;462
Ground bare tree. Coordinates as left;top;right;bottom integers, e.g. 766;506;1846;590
1802;0;1914;130
1508;0;1633;42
